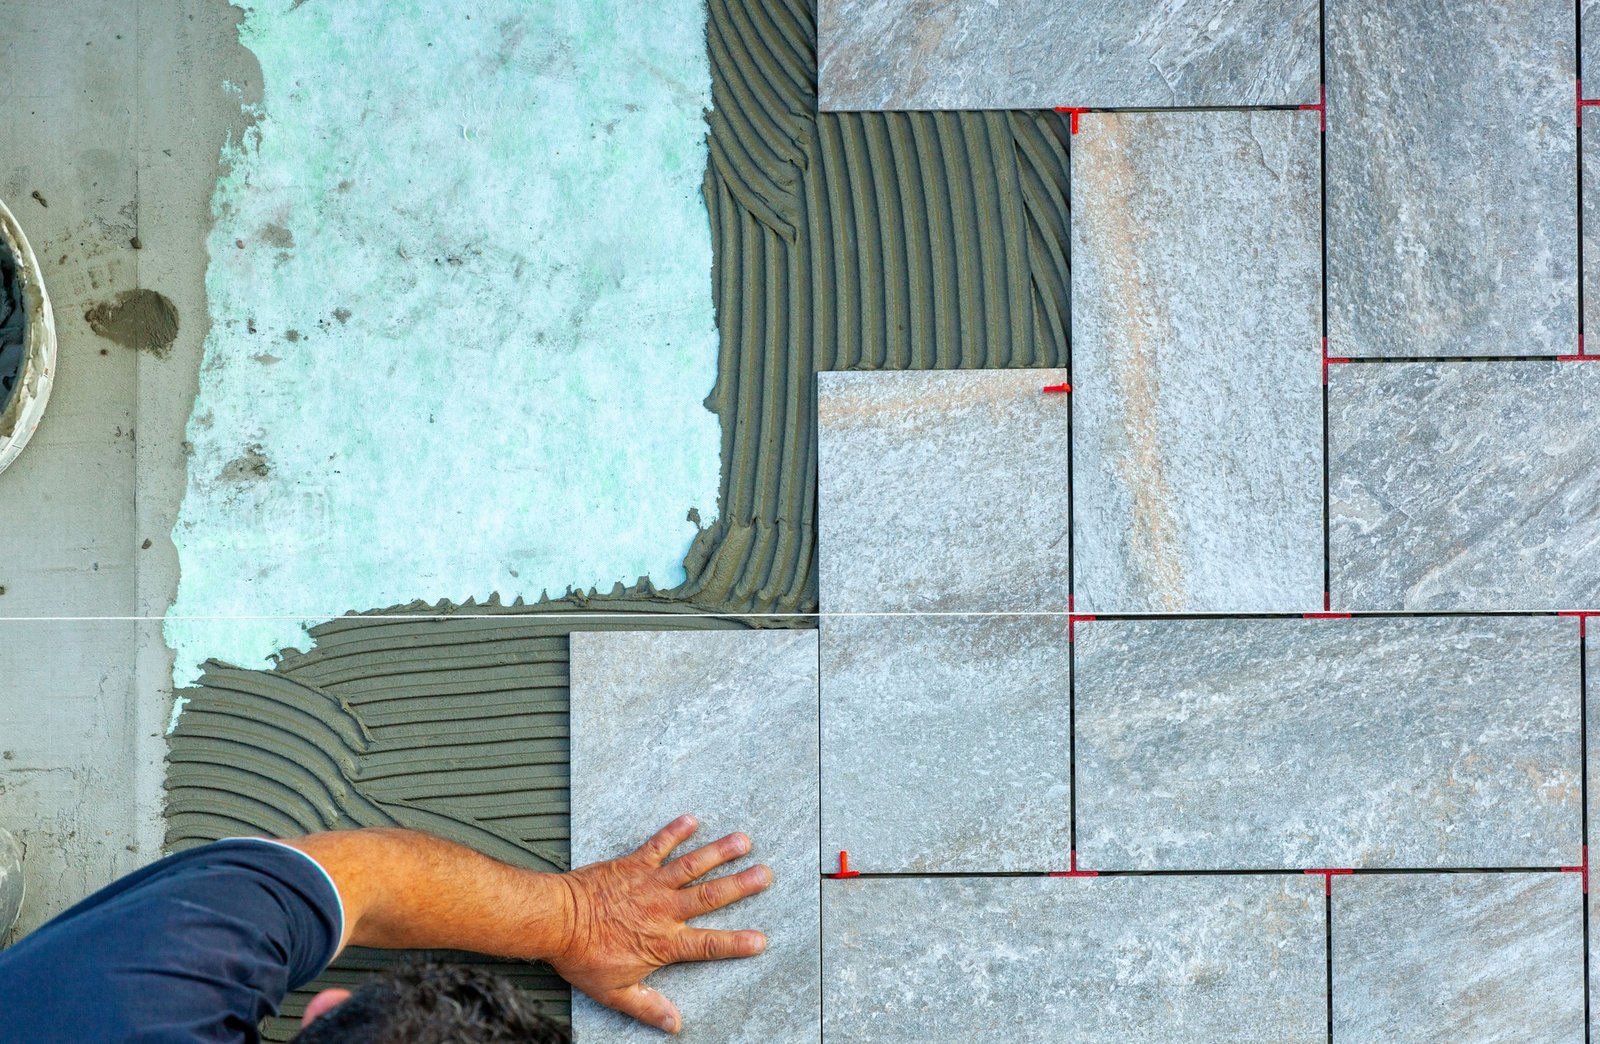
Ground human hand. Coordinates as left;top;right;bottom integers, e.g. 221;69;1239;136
551;814;772;1035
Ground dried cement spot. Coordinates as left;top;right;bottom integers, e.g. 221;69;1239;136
259;223;294;249
219;443;270;482
333;307;351;324
284;329;300;342
84;289;180;357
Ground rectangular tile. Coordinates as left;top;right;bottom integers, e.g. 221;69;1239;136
818;0;1319;110
820;614;1069;873
1070;111;1322;614
1330;363;1600;610
1075;617;1580;870
569;629;819;1043
817;369;1069;613
1333;873;1584;1042
823;875;1325;1042
1326;0;1576;356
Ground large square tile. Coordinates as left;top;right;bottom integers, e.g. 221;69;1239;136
820;614;1070;873
817;369;1070;613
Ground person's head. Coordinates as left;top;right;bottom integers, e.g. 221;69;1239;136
291;961;571;1044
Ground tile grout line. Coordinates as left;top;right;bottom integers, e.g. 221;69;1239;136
816;613;824;1043
1319;0;1332;613
1065;108;1078;862
1580;605;1591;1041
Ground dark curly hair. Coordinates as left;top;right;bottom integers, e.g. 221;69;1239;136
290;962;571;1044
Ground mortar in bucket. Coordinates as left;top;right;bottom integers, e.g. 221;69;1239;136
0;197;56;476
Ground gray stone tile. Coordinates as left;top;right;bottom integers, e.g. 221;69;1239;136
569;629;820;1043
1327;0;1577;357
1070;111;1322;614
817;369;1070;613
1076;617;1581;870
1329;363;1600;611
1587;78;1600;347
1333;873;1584;1042
820;614;1070;873
823;875;1325;1042
818;0;1319;111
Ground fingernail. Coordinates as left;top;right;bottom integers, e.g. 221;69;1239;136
659;1014;680;1034
734;833;751;854
753;934;769;953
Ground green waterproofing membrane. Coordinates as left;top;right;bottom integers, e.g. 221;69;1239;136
167;0;1072;1034
166;0;723;685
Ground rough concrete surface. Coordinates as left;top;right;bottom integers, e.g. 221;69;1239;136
1075;617;1582;870
1330;363;1600;610
0;0;259;935
1071;111;1323;614
824;875;1326;1042
820;614;1071;873
819;0;1320;110
1333;873;1584;1041
1326;0;1576;357
570;629;819;1043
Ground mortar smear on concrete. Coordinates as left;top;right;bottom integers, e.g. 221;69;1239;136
166;0;1073;1035
84;289;180;358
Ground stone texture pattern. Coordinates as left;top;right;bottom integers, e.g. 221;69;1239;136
821;614;1070;873
1071;111;1322;614
1333;873;1584;1042
1075;617;1581;870
1330;363;1600;610
817;370;1070;613
1326;0;1576;357
824;875;1325;1042
569;630;820;1043
818;0;1320;111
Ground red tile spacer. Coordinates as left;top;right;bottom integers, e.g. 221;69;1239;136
1303;612;1352;619
1053;107;1090;134
1304;868;1353;896
1299;83;1326;133
1067;614;1095;643
1561;845;1588;893
1559;610;1596;638
1042;383;1071;394
1558;333;1598;361
1048;850;1100;877
1579;80;1600;127
827;851;861;879
1323;590;1332;612
1322;336;1350;385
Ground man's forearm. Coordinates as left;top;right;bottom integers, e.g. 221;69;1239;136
280;828;576;961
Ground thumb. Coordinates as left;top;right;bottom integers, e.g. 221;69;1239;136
602;983;682;1035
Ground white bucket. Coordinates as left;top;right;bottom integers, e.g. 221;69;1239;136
0;197;56;477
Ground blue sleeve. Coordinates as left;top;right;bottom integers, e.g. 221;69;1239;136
0;839;343;1043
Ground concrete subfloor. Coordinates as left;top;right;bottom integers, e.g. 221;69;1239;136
0;0;258;937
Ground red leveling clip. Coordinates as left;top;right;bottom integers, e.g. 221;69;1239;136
1047;850;1099;878
1562;845;1589;893
1042;382;1071;394
1299;84;1326;133
1304;868;1353;895
1559;611;1597;638
1053;107;1090;134
828;851;861;879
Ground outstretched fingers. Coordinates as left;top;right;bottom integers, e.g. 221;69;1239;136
603;983;682;1036
635;815;699;867
676;927;768;963
679;864;773;918
661;831;751;887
